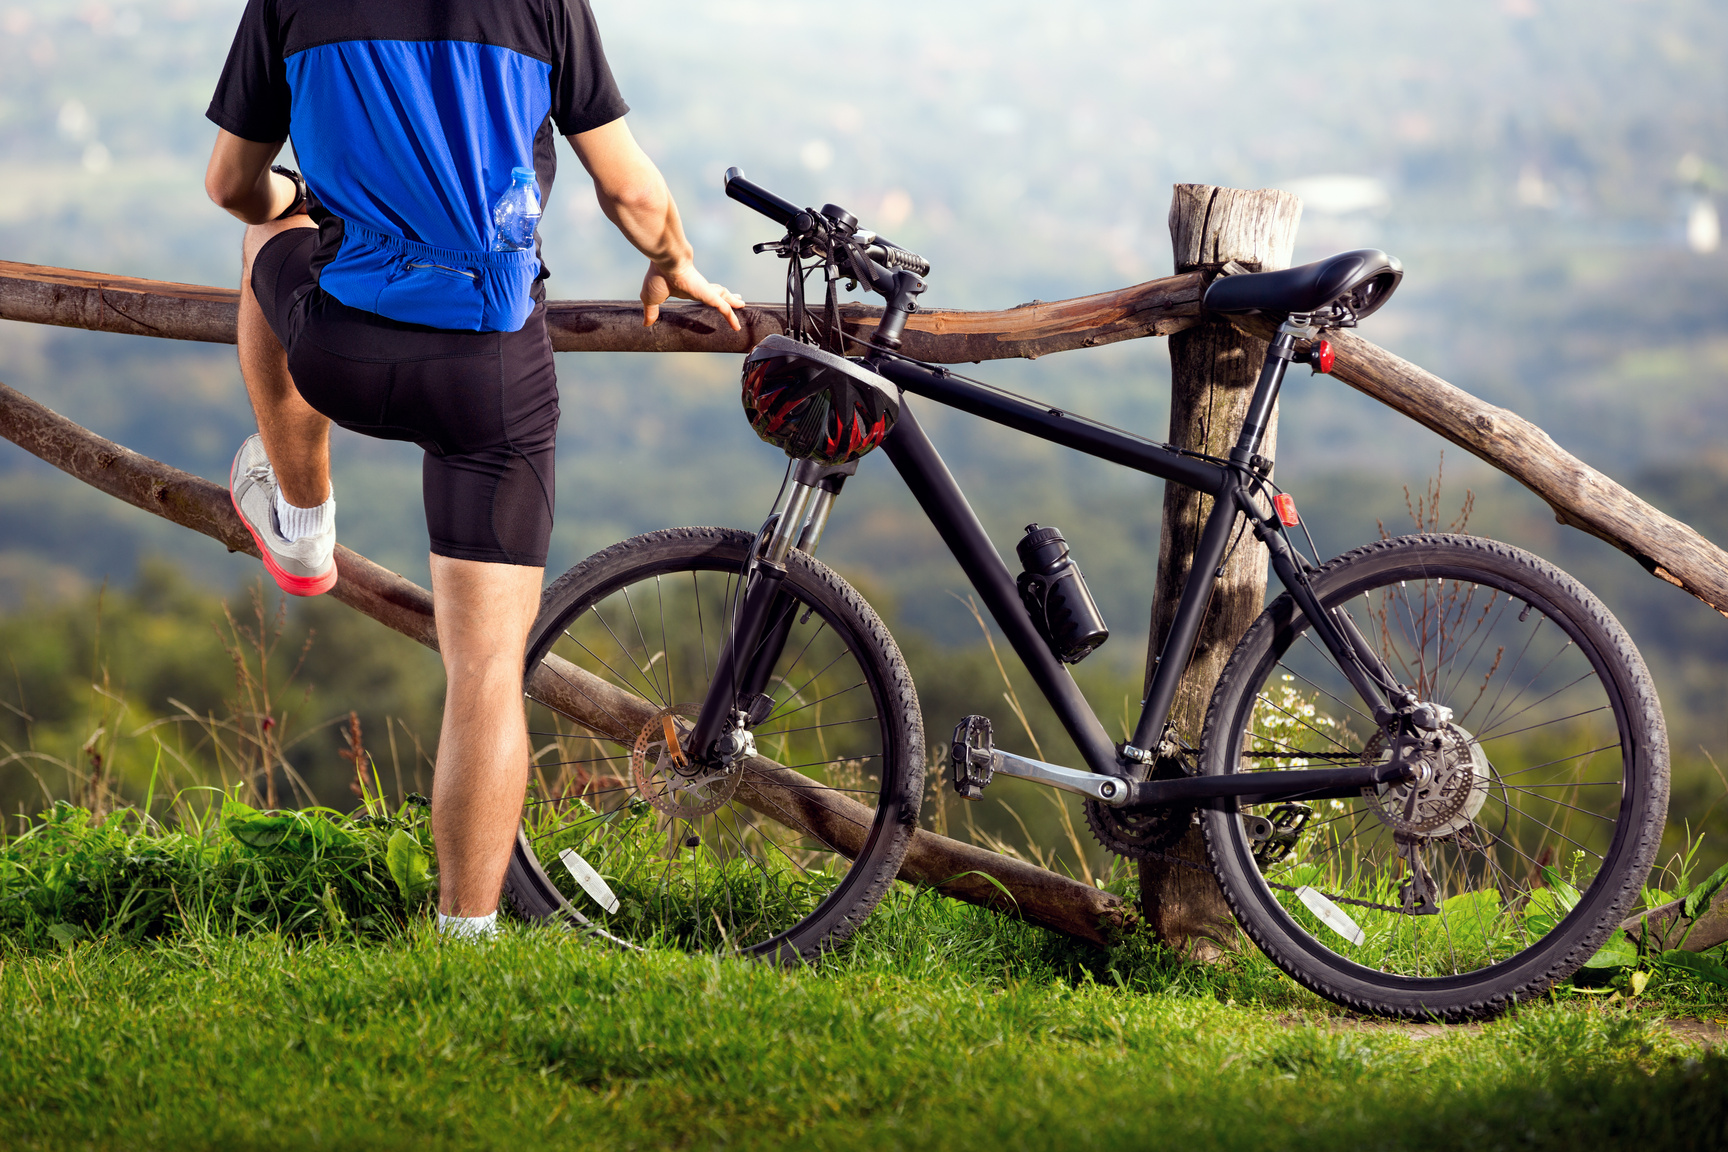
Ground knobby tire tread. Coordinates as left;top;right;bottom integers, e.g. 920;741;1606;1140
1198;534;1668;1021
503;527;924;962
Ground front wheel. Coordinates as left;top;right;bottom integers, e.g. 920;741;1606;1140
1201;534;1668;1020
503;527;924;960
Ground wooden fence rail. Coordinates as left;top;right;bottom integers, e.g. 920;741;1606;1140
3;252;1727;951
5;257;1725;616
0;259;1206;363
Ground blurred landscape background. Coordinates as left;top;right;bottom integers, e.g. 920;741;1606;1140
1;0;1724;869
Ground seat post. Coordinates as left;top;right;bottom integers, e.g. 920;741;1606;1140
1229;318;1303;464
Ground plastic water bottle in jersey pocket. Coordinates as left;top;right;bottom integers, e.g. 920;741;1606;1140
492;167;542;251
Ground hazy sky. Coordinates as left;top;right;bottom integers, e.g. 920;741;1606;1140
3;0;1722;302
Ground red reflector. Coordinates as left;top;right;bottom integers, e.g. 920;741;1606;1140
1314;339;1335;374
1273;493;1301;527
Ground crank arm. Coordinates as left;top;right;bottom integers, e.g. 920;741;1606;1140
991;749;1133;806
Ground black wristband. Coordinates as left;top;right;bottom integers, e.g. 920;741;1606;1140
270;165;307;220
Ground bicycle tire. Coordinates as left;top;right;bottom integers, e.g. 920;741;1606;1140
503;527;924;960
1200;534;1668;1020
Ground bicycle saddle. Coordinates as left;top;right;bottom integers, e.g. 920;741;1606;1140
1202;248;1403;320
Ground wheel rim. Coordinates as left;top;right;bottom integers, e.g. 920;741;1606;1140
519;548;899;954
1219;555;1645;987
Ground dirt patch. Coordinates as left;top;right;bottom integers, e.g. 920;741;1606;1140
1277;1012;1484;1039
1278;1011;1725;1047
1383;1021;1485;1041
1659;1017;1727;1048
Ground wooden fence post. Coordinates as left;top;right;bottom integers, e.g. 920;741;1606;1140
1140;184;1302;959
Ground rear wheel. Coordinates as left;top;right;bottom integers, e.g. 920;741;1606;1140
503;527;924;960
1201;534;1668;1020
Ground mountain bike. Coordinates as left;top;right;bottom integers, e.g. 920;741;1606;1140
502;169;1669;1020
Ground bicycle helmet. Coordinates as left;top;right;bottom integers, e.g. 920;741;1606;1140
741;334;900;465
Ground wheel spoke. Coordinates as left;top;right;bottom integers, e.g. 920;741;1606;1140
1209;539;1661;1012
507;532;914;956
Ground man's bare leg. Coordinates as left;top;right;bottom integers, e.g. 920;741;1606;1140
238;215;330;508
429;554;544;918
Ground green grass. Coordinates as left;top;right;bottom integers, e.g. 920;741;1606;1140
1;925;1724;1152
2;804;1726;1150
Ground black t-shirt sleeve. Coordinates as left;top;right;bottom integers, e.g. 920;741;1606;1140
206;0;291;143
548;0;630;135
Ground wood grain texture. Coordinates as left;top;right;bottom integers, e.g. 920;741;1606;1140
0;377;1127;946
0;260;239;343
0;259;1205;365
1225;317;1728;617
1140;184;1303;959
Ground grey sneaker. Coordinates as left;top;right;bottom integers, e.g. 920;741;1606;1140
229;434;336;596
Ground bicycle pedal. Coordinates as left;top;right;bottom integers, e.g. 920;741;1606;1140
949;715;996;801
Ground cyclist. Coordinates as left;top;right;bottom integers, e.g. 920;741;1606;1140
202;0;744;939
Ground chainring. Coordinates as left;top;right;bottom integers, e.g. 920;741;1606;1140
1084;752;1198;859
1084;796;1194;860
630;703;741;819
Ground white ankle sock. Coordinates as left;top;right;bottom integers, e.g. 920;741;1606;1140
275;489;334;543
437;911;498;939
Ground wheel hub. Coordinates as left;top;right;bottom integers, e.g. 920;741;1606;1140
630;704;742;818
1362;721;1490;838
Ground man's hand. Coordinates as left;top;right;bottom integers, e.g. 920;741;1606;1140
569;118;744;333
641;261;745;330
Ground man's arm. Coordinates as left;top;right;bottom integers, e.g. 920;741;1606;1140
205;129;300;224
567;118;743;330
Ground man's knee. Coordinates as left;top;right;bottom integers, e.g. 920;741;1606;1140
430;555;544;662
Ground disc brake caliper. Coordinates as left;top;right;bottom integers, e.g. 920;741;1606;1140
1395;833;1440;916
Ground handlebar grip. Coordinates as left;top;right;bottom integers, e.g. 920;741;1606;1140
866;243;931;277
724;166;800;227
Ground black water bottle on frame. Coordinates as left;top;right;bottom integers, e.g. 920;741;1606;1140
1015;524;1109;664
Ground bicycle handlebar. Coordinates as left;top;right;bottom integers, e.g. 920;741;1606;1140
724;166;931;279
723;167;800;227
864;242;930;278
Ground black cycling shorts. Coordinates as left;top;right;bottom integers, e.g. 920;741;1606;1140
252;226;558;567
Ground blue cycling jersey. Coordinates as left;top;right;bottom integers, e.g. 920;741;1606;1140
208;0;627;333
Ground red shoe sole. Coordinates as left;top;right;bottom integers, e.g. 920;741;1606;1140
230;490;337;597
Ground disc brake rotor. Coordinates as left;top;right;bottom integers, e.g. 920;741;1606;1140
630;704;741;819
1362;722;1491;838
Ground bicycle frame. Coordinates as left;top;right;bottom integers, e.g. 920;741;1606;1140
691;320;1418;809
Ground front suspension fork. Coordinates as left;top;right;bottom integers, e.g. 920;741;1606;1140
686;460;854;761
